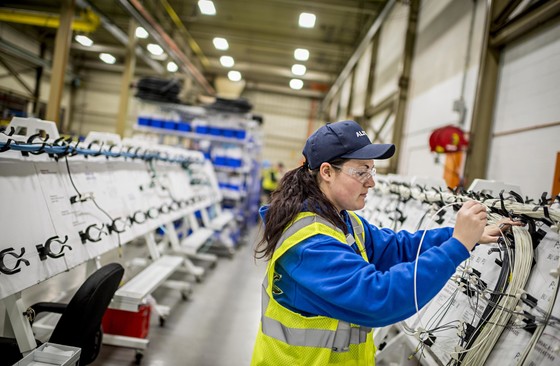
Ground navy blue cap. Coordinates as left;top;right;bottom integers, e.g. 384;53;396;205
303;120;395;170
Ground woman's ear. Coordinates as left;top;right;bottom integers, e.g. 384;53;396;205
319;162;334;182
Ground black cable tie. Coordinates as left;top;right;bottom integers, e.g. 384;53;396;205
0;138;13;153
498;192;509;217
521;293;538;308
125;146;134;160
2;126;15;136
68;139;80;157
27;132;49;156
30;142;47;155
539;192;548;206
27;132;48;144
94;142;104;157
108;144;121;159
509;190;524;203
61;140;72;157
53;136;65;146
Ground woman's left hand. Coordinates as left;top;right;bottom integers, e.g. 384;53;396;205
478;218;525;244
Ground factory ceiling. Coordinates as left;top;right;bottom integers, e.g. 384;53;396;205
0;0;389;100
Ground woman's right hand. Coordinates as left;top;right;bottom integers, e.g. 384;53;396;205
452;201;487;251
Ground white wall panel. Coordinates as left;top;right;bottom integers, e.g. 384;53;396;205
329;92;340;123
398;0;485;180
371;2;408;106
351;43;373;117
243;90;312;169
488;21;560;199
337;75;352;121
400;68;478;177
410;0;484;97
493;22;560;131
368;111;394;171
70;70;127;136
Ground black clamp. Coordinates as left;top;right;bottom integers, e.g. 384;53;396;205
0;247;30;275
36;235;71;260
79;223;108;244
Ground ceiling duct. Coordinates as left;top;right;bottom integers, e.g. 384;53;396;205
117;0;215;95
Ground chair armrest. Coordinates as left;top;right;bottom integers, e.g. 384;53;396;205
30;302;67;315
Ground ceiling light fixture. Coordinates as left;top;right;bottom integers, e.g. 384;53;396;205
99;53;116;64
299;13;316;28
75;35;93;47
290;79;303;90
198;0;216;15
291;64;306;76
228;71;242;82
167;61;178;72
220;56;235;68
135;26;149;39
147;43;164;56
213;37;229;50
294;48;309;61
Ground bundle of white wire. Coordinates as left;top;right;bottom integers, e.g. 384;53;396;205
401;190;557;365
369;182;560;364
460;224;534;365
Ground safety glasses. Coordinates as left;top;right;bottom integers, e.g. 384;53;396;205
331;164;376;184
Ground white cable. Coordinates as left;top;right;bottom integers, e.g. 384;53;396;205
461;226;533;365
367;182;560;364
413;201;466;329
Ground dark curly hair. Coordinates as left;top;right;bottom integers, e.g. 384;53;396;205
254;158;349;261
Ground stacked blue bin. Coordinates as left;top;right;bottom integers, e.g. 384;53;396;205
137;115;191;132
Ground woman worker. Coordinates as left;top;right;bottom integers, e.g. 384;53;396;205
251;120;516;365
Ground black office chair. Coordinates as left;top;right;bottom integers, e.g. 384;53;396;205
0;262;124;366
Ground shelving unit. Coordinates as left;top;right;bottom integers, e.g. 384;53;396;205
131;98;263;245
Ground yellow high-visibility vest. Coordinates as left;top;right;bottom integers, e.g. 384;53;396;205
251;211;375;365
262;168;278;191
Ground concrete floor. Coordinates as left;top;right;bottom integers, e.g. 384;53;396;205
93;236;266;366
0;228;266;366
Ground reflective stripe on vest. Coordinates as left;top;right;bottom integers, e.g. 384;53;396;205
262;315;371;352
261;212;371;352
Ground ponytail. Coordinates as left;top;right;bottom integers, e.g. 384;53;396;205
254;161;348;261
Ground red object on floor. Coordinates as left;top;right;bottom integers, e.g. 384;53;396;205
102;304;151;339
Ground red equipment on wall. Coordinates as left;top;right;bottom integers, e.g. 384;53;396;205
429;125;469;153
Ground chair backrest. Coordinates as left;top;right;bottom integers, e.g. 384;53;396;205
49;263;124;365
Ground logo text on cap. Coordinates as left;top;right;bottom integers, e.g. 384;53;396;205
356;131;367;137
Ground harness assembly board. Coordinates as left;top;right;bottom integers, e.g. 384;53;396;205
360;177;560;366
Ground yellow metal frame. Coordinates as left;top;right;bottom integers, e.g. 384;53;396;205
0;8;100;33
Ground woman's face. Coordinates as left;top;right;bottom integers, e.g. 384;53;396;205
319;159;375;212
